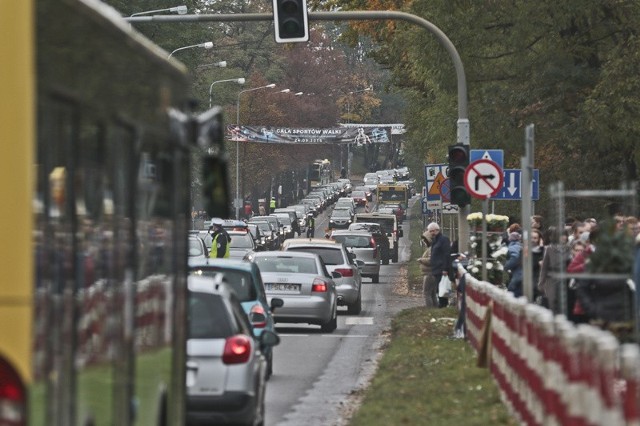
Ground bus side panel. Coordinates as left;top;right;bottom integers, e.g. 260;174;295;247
0;0;35;387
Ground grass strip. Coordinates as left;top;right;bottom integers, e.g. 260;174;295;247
348;198;517;426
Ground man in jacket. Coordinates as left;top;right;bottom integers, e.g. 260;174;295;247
427;222;451;308
209;220;231;258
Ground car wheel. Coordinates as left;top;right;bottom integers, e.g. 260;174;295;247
347;291;362;315
320;309;337;333
372;274;379;284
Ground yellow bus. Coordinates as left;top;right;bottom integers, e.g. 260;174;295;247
376;183;409;207
1;1;229;424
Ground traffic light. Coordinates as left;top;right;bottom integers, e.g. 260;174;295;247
448;143;471;207
195;107;231;218
272;0;309;43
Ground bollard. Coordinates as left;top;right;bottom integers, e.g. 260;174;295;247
621;344;640;426
596;333;623;425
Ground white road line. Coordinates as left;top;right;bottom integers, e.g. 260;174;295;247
345;317;374;325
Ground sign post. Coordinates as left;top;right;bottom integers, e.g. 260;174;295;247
464;159;503;282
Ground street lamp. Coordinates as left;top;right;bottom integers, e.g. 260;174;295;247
197;61;227;70
130;5;187;17
235;83;276;219
345;85;373;178
209;77;245;109
168;41;214;59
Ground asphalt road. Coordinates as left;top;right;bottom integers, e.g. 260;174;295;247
264;195;421;426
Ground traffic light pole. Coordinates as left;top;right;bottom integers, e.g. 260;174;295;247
127;10;470;245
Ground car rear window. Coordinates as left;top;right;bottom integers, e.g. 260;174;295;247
190;269;257;301
254;256;318;274
332;235;371;248
230;233;253;248
286;247;344;265
188;292;232;338
189;238;205;257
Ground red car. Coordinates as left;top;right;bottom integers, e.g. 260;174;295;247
350;191;368;207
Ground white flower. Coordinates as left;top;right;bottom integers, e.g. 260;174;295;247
496;263;504;271
471;267;479;274
471;242;477;249
486;262;494;270
474;260;483;266
492;247;508;258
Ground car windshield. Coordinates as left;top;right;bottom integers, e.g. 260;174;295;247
332;235;371;248
273;215;292;225
254;255;319;274
190;269;257;301
230;233;253;249
286;247;344;265
351;191;366;198
188;292;232;339
332;209;352;218
254;222;272;232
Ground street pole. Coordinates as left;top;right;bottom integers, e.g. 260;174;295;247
235;83;276;219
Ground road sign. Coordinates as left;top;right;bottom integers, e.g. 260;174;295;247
442;203;459;214
494;169;540;200
440;178;451;202
424;163;447;201
470;149;504;169
464;159;504;199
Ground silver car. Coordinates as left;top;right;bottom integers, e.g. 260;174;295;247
330;230;381;283
188;235;209;261
227;230;257;259
281;239;363;315
186;274;280;425
249;251;339;332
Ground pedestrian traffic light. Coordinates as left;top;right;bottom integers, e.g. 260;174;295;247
272;0;309;43
448;143;471;208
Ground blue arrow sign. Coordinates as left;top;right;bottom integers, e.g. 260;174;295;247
470;149;504;169
494;169;539;200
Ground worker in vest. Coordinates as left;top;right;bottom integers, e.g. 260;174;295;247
270;196;276;211
209;219;231;258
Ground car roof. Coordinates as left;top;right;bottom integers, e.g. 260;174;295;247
188;257;254;272
251;250;319;259
330;230;371;236
188;274;235;296
281;238;338;248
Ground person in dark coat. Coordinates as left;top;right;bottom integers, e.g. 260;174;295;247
427;222;451;308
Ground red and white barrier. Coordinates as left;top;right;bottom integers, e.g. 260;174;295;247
464;273;637;426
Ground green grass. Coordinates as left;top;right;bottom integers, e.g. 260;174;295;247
348;201;517;426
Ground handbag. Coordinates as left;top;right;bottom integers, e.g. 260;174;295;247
438;274;452;297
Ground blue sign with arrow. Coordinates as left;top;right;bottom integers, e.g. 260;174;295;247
494;169;539;200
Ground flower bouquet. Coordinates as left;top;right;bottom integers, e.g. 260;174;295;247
467;212;483;231
469;235;507;286
486;214;509;232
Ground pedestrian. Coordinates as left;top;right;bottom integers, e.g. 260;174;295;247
269;196;276;212
537;226;570;315
417;231;437;308
258;203;266;216
426;222;451;308
531;228;546;305
505;232;523;297
209;219;231;258
306;214;315;238
243;202;253;219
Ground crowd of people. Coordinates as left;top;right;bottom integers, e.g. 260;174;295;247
418;213;640;339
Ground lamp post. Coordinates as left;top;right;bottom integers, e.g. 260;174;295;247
345;85;373;178
130;5;187;17
235;83;276;219
168;41;214;59
209;77;245;109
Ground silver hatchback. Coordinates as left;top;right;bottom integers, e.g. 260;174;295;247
330;230;381;283
186;275;280;425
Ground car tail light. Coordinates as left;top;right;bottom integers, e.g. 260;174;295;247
223;335;252;364
334;268;354;277
249;304;267;328
370;237;378;258
312;278;329;292
0;360;26;425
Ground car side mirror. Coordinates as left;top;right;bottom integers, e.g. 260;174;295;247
348;251;356;261
355;259;365;269
259;329;281;348
270;297;284;311
331;271;342;279
399;229;403;238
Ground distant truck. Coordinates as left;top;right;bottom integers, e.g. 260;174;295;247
376;183;409;208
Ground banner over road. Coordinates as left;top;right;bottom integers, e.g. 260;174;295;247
226;125;391;145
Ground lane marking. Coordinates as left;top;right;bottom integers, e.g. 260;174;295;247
345;317;374;325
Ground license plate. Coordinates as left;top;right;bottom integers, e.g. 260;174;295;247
266;283;301;292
